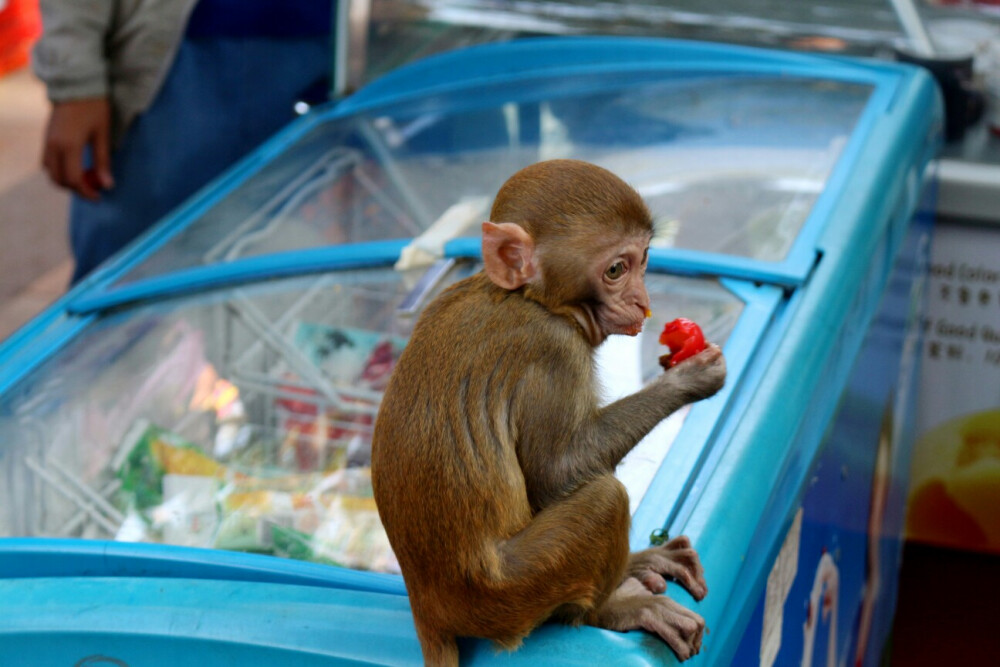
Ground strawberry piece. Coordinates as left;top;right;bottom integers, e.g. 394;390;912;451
658;318;706;368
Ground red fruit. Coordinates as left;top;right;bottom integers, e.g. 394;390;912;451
658;318;706;367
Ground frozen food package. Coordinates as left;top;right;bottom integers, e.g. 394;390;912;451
110;419;399;572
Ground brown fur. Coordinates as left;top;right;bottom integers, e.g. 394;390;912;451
371;160;725;665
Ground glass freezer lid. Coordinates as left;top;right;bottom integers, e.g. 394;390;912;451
0;262;772;577
348;0;914;93
87;45;877;305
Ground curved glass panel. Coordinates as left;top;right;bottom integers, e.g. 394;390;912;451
0;266;742;571
354;1;910;91
113;71;871;286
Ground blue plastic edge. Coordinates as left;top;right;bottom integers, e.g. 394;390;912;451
630;279;784;551
0;315;96;397
449;240;806;286
66;239;411;315
0;576;421;665
0;538;406;597
448;239;809;287
66;240;809;317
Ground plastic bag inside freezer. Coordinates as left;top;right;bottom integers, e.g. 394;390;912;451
0;266;742;572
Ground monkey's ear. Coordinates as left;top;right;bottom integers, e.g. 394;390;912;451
482;221;537;290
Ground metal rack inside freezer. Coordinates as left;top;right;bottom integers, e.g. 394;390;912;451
0;257;747;576
3;268;432;573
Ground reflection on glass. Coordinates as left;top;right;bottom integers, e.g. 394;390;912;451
1;269;420;573
0;266;741;572
117;73;870;287
353;0;909;90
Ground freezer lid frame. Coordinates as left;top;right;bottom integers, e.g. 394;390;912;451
43;36;935;318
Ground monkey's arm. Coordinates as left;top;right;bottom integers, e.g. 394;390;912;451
518;345;725;509
581;344;726;470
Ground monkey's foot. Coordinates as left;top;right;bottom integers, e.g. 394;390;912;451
592;577;706;661
627;535;708;600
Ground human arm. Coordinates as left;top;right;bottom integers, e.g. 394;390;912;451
34;0;116;199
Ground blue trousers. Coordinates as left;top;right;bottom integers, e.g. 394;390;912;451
70;35;331;283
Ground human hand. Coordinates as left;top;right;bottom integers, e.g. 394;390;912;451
42;97;115;200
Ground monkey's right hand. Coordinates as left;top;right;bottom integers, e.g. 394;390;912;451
663;343;726;402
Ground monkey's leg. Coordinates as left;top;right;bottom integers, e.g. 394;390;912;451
502;473;631;601
451;475;633;644
589;577;707;661
627;535;708;600
401;475;631;665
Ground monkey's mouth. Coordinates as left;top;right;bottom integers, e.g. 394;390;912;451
621;321;645;336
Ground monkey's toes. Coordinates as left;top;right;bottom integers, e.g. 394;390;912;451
650;608;705;662
638;571;668;594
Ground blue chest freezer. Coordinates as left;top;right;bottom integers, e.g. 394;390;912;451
0;38;940;666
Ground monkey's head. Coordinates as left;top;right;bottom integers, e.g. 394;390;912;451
482;159;654;346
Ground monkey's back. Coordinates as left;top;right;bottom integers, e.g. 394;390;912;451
372;272;590;578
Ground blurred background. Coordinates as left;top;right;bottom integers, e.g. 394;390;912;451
0;0;69;340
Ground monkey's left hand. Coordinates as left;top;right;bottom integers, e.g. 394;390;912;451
626;535;708;601
662;343;727;404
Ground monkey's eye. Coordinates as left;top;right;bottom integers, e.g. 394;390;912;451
605;262;626;280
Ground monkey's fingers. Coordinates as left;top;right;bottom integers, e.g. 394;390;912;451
666;344;726;401
692;343;723;362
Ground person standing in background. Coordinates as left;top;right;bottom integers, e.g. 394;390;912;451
34;1;334;283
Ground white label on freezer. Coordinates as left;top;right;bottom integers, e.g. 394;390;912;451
909;223;1000;551
761;509;803;667
916;224;1000;433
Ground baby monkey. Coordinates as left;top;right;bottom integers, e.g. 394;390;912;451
372;159;726;664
